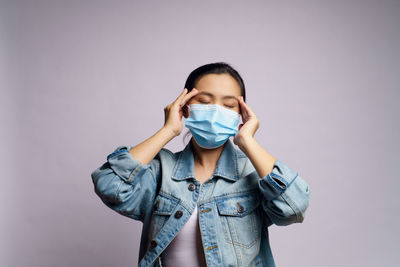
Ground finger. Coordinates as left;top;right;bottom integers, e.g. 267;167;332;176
242;97;256;117
238;96;249;120
237;96;243;115
179;88;199;107
174;88;188;103
239;96;254;118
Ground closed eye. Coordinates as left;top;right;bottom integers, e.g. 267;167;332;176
199;100;235;109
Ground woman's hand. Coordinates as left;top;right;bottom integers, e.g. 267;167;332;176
233;96;277;178
163;88;199;137
129;88;198;165
233;96;260;149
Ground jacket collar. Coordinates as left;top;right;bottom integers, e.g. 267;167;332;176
171;138;239;182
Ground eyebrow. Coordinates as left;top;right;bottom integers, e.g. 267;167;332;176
196;91;238;101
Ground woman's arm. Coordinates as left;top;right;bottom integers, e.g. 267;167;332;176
234;96;310;226
130;88;199;165
129;126;176;165
237;137;277;178
91;88;199;221
234;95;277;178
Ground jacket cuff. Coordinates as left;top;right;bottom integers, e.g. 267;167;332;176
106;145;147;183
258;159;298;200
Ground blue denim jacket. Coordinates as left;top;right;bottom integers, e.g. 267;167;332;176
91;138;310;267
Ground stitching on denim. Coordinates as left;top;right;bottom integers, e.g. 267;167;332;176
266;174;285;192
178;198;194;213
107;148;128;161
266;175;281;191
214;189;259;200
170;150;184;179
270;172;288;186
234;148;239;179
215;193;260;216
239;156;250;178
158;190;181;204
128;164;142;183
113;179;142;220
281;192;302;222
287;173;299;187
144;202;193;266
222;206;259;250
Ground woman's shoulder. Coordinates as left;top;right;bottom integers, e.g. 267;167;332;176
157;147;180;162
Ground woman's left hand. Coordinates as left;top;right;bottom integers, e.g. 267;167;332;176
233;96;260;148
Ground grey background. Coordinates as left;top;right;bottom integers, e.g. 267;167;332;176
2;0;399;266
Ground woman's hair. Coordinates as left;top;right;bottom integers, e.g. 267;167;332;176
182;62;247;144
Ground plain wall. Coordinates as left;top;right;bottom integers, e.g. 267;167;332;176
1;0;399;266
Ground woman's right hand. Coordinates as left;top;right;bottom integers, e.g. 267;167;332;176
163;87;199;137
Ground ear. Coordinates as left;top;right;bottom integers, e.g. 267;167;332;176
183;105;189;118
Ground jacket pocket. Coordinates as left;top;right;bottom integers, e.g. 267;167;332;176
216;192;261;248
149;193;178;237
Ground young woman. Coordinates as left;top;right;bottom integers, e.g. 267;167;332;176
91;62;311;267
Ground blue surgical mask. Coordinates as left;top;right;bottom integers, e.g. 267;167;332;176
184;104;241;149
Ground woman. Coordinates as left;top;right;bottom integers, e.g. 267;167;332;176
91;62;311;267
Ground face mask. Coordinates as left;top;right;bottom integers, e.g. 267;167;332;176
184;103;241;149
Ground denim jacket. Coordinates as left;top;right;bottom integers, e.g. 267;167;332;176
91;138;310;267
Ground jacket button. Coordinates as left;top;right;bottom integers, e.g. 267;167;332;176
237;204;244;213
188;183;196;191
174;210;183;218
150;240;157;249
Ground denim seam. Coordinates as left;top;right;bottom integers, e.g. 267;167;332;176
270;172;288;186
158;190;181;205
128;164;143;183
239;158;247;178
107;148;128;161
234;149;239;180
223;217;260;249
286;173;299;187
266;174;286;193
170;150;184;179
113;179;142;220
281;191;302;222
214;188;259;200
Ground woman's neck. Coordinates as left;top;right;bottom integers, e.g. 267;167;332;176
190;138;225;169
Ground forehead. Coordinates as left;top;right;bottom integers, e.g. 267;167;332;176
195;73;241;96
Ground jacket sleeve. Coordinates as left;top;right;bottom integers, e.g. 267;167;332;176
247;158;311;226
91;145;161;222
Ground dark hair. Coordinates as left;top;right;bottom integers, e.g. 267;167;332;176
182;62;247;144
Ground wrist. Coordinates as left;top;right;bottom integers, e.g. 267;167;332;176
160;126;179;139
238;136;256;154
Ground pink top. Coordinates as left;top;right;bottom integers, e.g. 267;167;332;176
161;205;207;266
